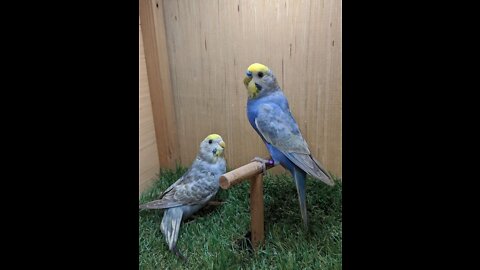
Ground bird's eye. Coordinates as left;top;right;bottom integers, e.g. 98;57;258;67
258;72;264;78
208;139;213;144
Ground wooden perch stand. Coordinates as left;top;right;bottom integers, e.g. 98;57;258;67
219;158;275;251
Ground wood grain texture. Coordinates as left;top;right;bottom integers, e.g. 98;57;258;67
220;158;275;189
161;0;342;177
139;22;160;195
250;173;265;250
140;0;180;169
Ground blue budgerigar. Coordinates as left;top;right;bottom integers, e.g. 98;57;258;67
243;63;334;228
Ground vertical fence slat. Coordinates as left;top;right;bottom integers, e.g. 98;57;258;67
140;0;179;168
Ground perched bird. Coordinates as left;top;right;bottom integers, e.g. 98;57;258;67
139;134;227;260
243;63;334;228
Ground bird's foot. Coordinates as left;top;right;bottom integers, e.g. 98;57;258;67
171;246;187;262
251;157;275;175
207;200;225;206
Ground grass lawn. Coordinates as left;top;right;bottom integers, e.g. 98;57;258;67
139;167;342;269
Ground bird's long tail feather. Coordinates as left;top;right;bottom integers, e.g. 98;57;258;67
293;167;308;229
160;207;184;256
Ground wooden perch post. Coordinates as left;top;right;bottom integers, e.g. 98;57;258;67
219;158;275;251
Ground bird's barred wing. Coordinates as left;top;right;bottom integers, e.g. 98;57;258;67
254;103;310;154
139;171;218;209
254;102;334;185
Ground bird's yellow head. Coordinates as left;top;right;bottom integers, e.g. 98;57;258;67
199;134;226;162
243;63;278;99
247;63;270;75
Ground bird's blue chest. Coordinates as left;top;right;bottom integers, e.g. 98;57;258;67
247;93;288;122
246;98;267;136
246;100;259;128
246;93;290;143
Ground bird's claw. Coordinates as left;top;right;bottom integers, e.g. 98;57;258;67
207;200;225;206
172;246;187;262
251;157;274;175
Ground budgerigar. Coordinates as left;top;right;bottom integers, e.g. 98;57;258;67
243;63;334;229
139;134;226;260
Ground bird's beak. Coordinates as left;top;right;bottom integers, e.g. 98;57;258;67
243;76;252;88
214;141;225;157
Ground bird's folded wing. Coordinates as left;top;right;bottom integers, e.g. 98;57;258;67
139;171;217;209
255;102;334;186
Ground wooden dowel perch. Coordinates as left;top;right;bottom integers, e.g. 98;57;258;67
219;158;276;251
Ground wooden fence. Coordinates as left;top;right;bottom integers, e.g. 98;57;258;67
139;0;342;193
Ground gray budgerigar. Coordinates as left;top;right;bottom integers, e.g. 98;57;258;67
139;134;227;260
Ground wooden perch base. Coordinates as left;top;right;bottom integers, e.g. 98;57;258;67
249;173;264;250
219;157;275;251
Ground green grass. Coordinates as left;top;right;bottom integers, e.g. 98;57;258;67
139;167;342;270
